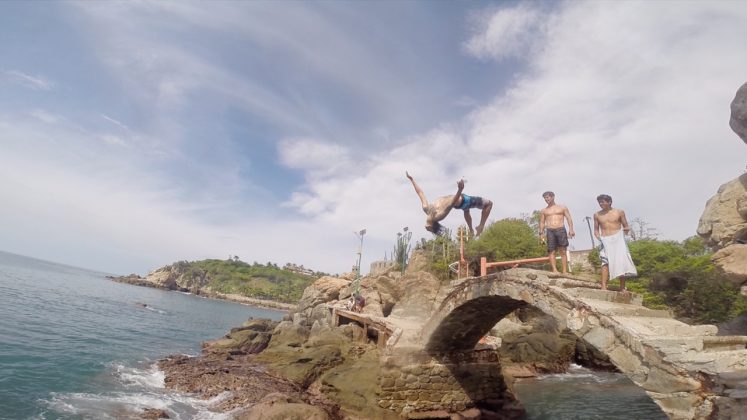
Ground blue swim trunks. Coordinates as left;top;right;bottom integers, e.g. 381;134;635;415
455;194;485;211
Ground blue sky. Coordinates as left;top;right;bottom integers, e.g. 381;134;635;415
1;1;746;276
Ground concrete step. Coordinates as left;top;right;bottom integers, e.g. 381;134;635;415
616;316;718;337
565;288;643;305
702;336;747;352
578;298;671;318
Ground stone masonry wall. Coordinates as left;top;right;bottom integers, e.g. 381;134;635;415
378;349;513;416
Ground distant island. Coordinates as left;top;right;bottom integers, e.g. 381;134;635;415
108;258;329;311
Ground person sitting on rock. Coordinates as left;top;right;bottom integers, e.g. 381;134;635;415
351;292;365;313
406;171;493;236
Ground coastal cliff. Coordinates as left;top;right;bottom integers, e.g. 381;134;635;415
109;259;321;311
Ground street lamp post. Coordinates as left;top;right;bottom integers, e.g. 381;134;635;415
584;216;595;248
354;229;366;293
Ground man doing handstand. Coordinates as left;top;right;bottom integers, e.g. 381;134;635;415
539;191;575;274
406;171;493;236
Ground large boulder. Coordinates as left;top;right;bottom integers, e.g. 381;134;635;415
294;276;351;326
388;271;442;319
697;173;747;247
202;318;277;355
297;276;350;312
730;81;747;144
711;244;747;288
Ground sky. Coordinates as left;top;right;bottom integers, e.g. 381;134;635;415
1;1;746;276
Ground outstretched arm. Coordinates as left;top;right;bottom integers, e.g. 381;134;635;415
450;179;465;207
564;206;575;238
406;171;429;210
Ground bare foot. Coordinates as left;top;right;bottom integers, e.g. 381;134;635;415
476;225;484;236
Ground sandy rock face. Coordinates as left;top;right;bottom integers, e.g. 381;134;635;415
146;262;210;291
388;271;443;319
711;244;747;288
697;173;747;247
234;392;331;420
730;81;747;145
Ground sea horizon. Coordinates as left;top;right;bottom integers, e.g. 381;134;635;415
0;250;285;419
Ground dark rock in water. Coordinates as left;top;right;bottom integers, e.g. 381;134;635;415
202;318;278;355
730;81;747;144
140;408;170;419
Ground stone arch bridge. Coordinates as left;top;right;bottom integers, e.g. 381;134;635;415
376;268;747;419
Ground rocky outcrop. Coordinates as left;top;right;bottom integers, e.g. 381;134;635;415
109;262;209;292
697;173;747;248
711;244;747;290
202;318;277;355
730;81;747;144
697;173;747;290
146;261;210;292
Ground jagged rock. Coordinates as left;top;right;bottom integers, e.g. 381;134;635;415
712;244;747;288
499;331;577;373
365;276;403;317
146;261;210;292
404;249;429;274
203;319;278;355
269;321;310;348
296;276;350;319
388;271;442;319
730;81;747;144
697;173;747;247
256;341;343;387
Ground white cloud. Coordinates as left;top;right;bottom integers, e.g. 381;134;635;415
278;138;351;174
286;1;747;257
2;70;54;90
3;1;747;277
464;4;543;61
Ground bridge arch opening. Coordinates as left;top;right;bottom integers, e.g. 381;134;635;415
425;295;527;353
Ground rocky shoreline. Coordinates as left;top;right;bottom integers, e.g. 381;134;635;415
107;274;296;312
146;258;608;420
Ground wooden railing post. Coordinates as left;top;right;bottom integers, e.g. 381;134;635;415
480;257;487;276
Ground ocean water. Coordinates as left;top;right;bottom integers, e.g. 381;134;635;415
513;364;667;419
0;251;285;420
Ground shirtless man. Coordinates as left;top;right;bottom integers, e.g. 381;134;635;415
406;171;493;236
593;194;637;291
539;191;575;274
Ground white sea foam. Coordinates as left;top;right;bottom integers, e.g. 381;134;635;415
40;361;236;420
43;389;233;420
113;362;165;389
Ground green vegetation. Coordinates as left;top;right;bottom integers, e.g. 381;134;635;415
415;228;459;280
466;218;546;262
417;218;547;280
589;237;747;324
182;259;321;303
416;217;746;325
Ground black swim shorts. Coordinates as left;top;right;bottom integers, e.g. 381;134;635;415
545;227;569;252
